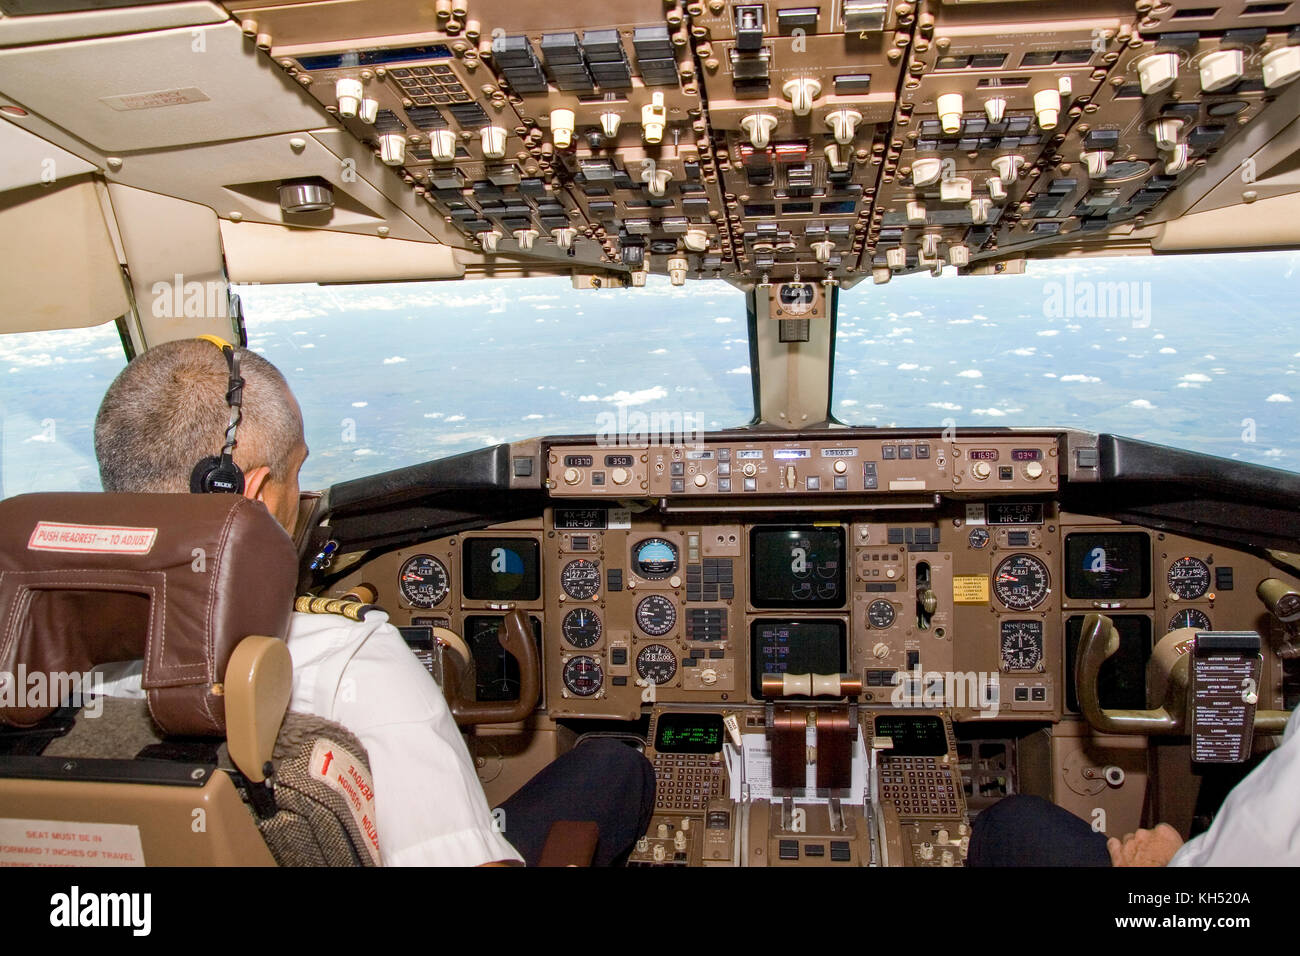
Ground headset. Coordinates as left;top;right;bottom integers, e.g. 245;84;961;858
189;334;247;494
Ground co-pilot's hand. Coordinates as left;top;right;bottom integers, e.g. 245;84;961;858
1107;823;1185;867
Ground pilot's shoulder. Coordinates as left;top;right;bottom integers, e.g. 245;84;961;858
292;594;387;624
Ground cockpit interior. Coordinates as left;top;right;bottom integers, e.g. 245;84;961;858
1;0;1299;875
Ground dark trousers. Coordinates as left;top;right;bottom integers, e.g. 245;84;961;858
968;795;1112;866
497;738;656;867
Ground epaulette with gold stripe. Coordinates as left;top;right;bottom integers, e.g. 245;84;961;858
295;595;380;622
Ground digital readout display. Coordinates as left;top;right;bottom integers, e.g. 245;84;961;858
604;455;634;468
563;455;593;468
968;449;1000;461
654;712;726;754
1011;448;1043;462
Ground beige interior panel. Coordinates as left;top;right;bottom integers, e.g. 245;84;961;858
0;178;129;333
0;2;226;48
1152;190;1300;252
221;219;462;283
0;22;328;152
0;113;95;192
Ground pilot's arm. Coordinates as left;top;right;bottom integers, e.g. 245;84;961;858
286;606;523;866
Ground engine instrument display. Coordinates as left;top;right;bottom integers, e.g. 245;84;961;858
633;537;679;579
561;607;602;648
993;554;1051;610
560;558;601;600
398;554;449;608
636;644;678;685
1000;620;1044;671
750;619;847;695
636;594;677;636
562;655;603;697
750;526;845;609
1168;557;1212;600
1065;532;1151;600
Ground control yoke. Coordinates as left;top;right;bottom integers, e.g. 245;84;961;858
436;608;540;726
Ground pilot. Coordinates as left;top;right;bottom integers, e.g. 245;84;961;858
969;707;1300;866
90;337;655;866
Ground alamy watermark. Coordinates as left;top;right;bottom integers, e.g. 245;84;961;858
1042;274;1151;328
0;667;104;718
595;403;705;449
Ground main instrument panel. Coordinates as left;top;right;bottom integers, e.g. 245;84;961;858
327;431;1295;723
217;0;1300;285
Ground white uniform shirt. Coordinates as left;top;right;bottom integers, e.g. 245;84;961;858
95;608;522;867
1169;707;1300;866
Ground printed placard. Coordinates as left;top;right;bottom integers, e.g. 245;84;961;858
953;575;991;603
308;739;382;865
0;819;144;866
28;522;157;555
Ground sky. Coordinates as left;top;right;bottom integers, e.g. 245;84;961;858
0;252;1296;496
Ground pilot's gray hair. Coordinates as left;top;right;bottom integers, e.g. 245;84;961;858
95;339;303;494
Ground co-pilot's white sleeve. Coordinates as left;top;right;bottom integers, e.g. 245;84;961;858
1169;709;1300;866
286;612;522;866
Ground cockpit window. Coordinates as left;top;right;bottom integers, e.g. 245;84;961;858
833;251;1300;473
0;322;127;499
238;275;753;489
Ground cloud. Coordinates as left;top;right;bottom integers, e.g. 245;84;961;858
1129;399;1156;409
351;401;367;408
1059;374;1101;383
898;363;919;371
1037;330;1060;337
840;399;859;407
444;414;466;422
383;356;407;365
972;408;1007;417
957;369;982;379
650;348;668;354
715;317;733;324
727;366;751;375
1010;348;1036;356
928;402;962;411
577;386;669;405
523;413;544;420
1181;373;1212;383
1266;393;1293;403
1158;347;1177;354
423;412;444;419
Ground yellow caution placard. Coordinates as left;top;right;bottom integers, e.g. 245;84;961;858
953;575;990;604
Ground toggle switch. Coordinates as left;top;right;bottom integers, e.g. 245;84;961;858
335;77;363;118
991;154;1024;182
872;266;892;284
969;197;992;224
812;238;835;262
1081;150;1112;177
936;92;964;134
940;177;972;202
683;228;710;252
911;157;944;187
1199;48;1244;93
513;228;539;250
1163;142;1191;175
600;110;622;139
359;98;379;125
667;256;688;286
823;142;849;172
549;107;576;148
782;77;822;116
984;96;1007;124
1263;45;1300;89
919;234;940;259
886;246;907;269
642;91;667;144
480;125;508;159
378;133;406;166
986;175;1006;201
479;229;503;252
1148;117;1184;150
1033;89;1061;130
429;129;458;162
1137;52;1179;95
648;168;673;197
741;112;779;148
948;243;970;267
906;200;927;224
552;227;578;250
826;108;863;144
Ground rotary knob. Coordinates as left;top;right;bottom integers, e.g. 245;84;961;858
334;77;363;118
742;462;757;478
700;668;718;685
693;473;708;488
872;642;890;659
429;129;458;163
480;125;508;159
1023;461;1044;480
972;461;992;480
378;134;406;166
1137;52;1179;95
782;77;822;116
611;467;630;485
563;467;581;485
741;112;779;148
833;459;848;474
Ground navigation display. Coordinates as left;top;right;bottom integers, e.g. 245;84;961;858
750;526;845;608
654;712;725;754
1065;532;1151;600
463;538;541;601
750;619;847;695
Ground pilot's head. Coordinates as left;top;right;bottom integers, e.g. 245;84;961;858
94;339;308;532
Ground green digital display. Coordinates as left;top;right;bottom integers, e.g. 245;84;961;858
654;713;725;754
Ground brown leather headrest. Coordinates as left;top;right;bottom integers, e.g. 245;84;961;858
0;493;297;736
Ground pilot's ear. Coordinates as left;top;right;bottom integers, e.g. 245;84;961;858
242;465;272;503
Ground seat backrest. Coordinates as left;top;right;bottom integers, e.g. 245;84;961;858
0;493;377;866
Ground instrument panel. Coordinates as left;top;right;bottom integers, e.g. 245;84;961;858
323;434;1297;724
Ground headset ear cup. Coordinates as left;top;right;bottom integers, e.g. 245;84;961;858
190;456;246;494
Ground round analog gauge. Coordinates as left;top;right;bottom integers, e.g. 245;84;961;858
398;554;450;608
1000;621;1044;671
867;599;896;629
1168;557;1211;600
636;594;677;636
562;655;603;697
968;527;990;550
777;282;817;316
561;558;601;600
993;554;1051;610
561;607;602;648
633;537;679;579
636;644;678;685
1169;608;1212;632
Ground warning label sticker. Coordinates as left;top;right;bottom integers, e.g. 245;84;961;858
28;522;157;555
308;739;382;865
0;819;144;867
953;575;991;603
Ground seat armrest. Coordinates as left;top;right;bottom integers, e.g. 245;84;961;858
224;636;292;782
